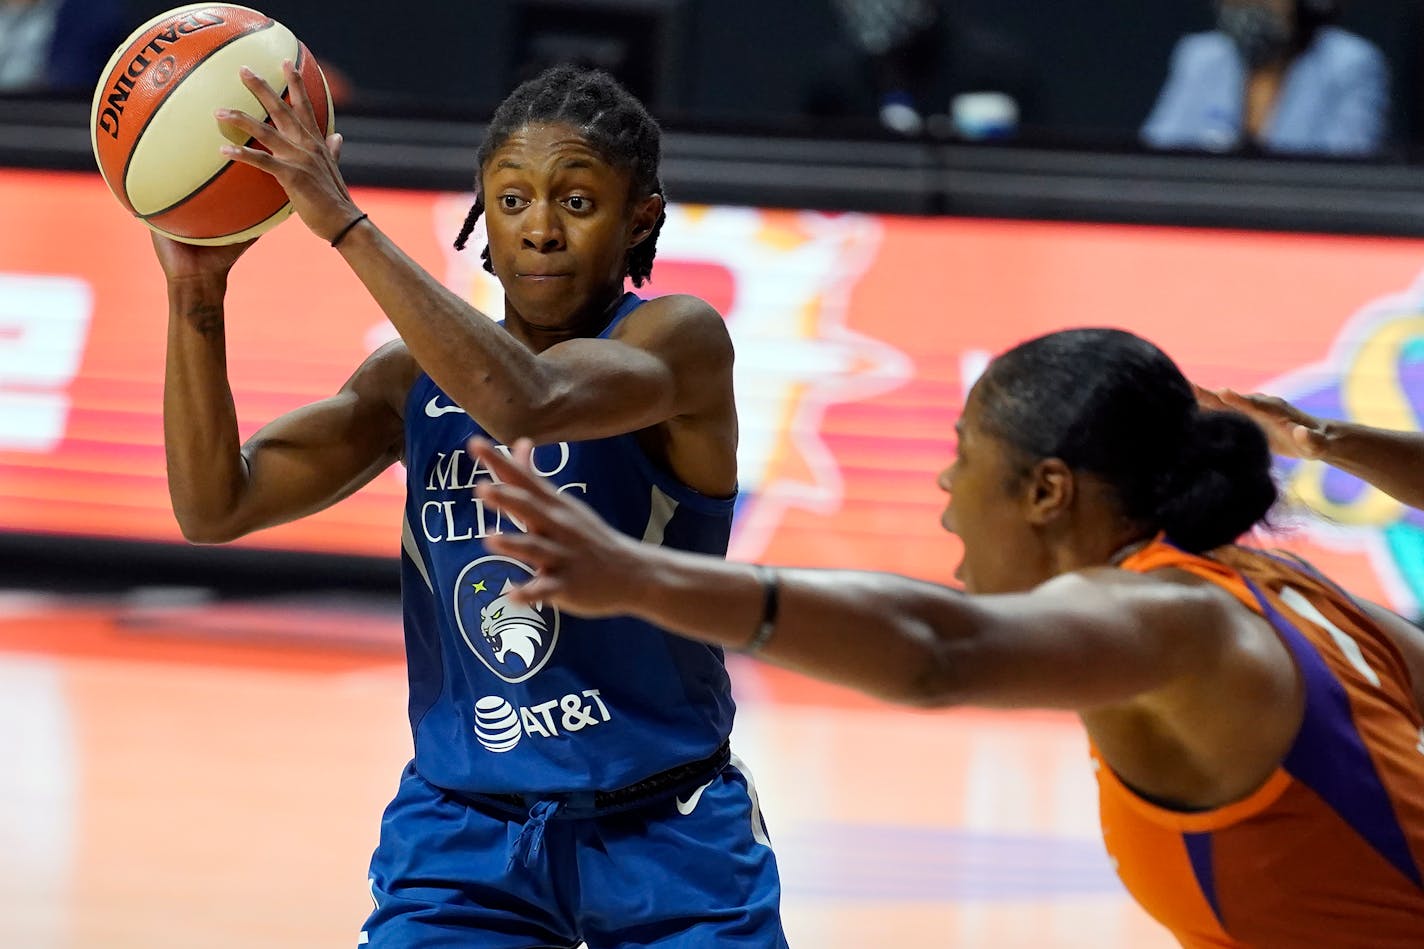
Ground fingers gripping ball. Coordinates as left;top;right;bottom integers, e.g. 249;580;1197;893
90;4;333;245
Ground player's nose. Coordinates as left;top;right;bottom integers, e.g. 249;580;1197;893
521;202;566;252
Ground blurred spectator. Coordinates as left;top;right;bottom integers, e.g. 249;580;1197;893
0;0;126;95
816;0;1032;139
830;0;941;134
1142;0;1388;156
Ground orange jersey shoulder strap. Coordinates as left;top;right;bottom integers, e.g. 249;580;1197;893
1119;539;1424;885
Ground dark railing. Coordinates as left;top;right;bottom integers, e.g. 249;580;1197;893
13;97;1424;236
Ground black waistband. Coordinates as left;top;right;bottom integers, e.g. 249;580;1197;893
459;739;732;818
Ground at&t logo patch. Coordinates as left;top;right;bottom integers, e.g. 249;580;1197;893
472;690;613;753
473;696;522;752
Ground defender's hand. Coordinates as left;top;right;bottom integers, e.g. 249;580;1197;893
1194;384;1328;460
470;438;647;616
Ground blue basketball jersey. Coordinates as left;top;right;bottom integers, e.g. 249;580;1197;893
398;293;737;795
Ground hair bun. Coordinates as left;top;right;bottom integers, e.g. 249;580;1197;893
1154;410;1277;552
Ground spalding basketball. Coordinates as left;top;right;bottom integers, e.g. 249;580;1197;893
90;4;333;246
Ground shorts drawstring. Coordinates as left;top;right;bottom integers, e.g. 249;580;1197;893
508;799;563;870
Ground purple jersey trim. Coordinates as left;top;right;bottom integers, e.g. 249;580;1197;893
1242;576;1423;890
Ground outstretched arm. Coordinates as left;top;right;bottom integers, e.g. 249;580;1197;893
470;440;1227;710
1196;385;1424;511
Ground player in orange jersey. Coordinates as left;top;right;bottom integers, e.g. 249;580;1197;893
472;327;1424;948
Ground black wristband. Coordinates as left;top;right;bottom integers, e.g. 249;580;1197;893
330;211;369;248
744;565;780;654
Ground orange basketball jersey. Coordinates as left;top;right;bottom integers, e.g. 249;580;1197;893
1095;540;1424;948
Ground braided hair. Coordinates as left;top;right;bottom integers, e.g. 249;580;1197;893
453;65;666;288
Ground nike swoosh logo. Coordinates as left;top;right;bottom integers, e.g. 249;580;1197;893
424;396;466;418
675;778;716;816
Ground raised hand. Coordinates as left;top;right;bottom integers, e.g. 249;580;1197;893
1193;383;1328;460
150;230;255;283
215;60;359;242
470;438;647;616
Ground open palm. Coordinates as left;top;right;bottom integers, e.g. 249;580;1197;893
1193;384;1327;460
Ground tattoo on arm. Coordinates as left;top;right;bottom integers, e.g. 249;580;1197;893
186;302;224;337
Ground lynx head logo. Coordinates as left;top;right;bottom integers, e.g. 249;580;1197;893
453;556;560;683
480;579;548;669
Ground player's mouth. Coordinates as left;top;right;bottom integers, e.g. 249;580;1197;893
516;272;571;280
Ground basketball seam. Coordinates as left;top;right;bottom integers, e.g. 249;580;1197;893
151;203;291;244
120;15;278;210
139;157;260;223
140;44;307;237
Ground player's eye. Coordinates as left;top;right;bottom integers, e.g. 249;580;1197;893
565;195;591;212
498;195;523;210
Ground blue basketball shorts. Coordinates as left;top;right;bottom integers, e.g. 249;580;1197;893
359;755;788;948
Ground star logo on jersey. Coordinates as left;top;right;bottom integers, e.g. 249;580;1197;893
1260;268;1424;614
453;556;560;683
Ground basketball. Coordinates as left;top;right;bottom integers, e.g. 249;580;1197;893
90;4;333;246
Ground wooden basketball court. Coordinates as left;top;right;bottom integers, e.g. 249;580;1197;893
0;586;1175;948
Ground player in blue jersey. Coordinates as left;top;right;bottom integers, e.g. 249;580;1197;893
154;64;787;947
